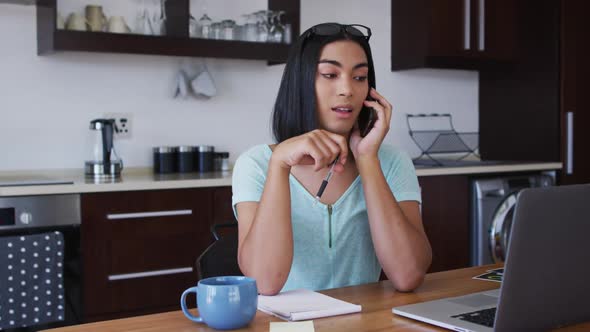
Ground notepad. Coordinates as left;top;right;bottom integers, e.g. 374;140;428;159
258;289;362;321
270;321;315;332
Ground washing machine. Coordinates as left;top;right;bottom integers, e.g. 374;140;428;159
470;174;553;266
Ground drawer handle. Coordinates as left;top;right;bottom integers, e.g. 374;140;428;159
478;0;485;51
106;209;193;220
463;0;471;50
108;267;193;281
566;111;574;175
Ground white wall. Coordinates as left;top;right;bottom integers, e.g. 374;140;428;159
0;0;478;171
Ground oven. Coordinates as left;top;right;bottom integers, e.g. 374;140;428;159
0;194;82;331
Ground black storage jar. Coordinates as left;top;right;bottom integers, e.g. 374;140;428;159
177;146;196;173
153;146;178;174
197;145;214;172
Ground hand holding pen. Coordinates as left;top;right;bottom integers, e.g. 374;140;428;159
314;155;340;204
271;130;348;171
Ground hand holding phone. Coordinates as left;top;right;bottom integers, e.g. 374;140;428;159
357;97;377;137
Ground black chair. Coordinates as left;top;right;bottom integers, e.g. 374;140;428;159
195;222;243;280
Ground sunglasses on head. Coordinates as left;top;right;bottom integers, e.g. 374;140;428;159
305;23;372;42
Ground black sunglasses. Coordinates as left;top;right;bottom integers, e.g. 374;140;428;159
305;23;372;42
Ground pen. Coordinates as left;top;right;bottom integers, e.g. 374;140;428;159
314;155;340;203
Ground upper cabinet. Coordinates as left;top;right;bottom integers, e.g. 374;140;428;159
391;0;516;70
36;0;300;62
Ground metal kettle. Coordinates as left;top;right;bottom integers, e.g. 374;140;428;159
85;119;123;179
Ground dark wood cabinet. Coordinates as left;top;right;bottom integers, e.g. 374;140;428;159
81;186;232;322
480;0;590;186
559;0;590;185
36;0;299;62
419;175;470;273
213;186;235;224
479;0;560;163
391;0;516;70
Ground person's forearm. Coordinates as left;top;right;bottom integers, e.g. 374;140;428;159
357;156;432;291
238;158;294;295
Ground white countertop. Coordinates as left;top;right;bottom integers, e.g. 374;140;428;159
414;161;562;177
0;162;562;197
0;168;232;197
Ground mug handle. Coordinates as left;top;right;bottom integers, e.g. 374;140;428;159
180;287;204;323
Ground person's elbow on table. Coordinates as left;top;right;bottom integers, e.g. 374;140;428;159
253;275;287;296
391;268;427;292
239;262;287;295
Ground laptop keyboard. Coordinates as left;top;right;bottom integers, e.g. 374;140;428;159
451;307;496;328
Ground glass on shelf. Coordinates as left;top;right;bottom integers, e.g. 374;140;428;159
241;13;258;42
195;13;212;38
153;0;167;35
221;19;236;40
134;0;166;35
190;0;212;39
255;10;270;42
210;22;223;39
185;4;291;43
135;0;153;35
269;11;285;43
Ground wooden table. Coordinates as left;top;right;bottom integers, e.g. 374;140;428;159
44;265;589;331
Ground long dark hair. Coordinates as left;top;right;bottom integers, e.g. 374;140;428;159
272;24;377;143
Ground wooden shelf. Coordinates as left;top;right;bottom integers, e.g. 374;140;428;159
36;0;299;62
39;30;291;61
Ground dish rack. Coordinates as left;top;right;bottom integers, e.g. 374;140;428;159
406;113;479;166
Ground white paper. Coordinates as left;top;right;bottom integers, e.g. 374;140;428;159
270;321;315;332
258;289;362;321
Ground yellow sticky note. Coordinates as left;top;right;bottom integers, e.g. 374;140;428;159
270;320;315;332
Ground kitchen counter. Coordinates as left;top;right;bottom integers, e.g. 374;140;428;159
0;168;232;196
414;161;562;177
0;161;562;197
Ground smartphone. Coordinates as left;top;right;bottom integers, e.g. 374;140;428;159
357;97;377;137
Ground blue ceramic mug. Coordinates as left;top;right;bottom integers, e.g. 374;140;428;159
180;276;258;330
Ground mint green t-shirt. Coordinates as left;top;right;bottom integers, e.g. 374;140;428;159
232;144;421;292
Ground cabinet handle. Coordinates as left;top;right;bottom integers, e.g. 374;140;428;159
106;209;192;220
108;267;193;281
478;0;485;51
463;0;471;50
566;112;574;175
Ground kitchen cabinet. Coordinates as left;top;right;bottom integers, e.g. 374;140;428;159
391;0;516;70
479;0;590;185
479;0;560;163
419;175;470;273
558;0;590;185
81;186;233;322
36;0;300;62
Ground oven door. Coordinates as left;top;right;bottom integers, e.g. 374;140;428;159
0;195;82;330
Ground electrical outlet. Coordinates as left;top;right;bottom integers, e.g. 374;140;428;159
104;113;133;139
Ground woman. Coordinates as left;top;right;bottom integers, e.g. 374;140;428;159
232;23;432;295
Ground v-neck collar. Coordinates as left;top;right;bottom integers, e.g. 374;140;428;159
264;145;361;209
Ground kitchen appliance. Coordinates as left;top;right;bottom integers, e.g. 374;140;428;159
85;119;123;179
0;194;82;329
470;174;553;265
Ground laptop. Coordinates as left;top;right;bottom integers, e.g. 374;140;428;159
393;184;590;331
